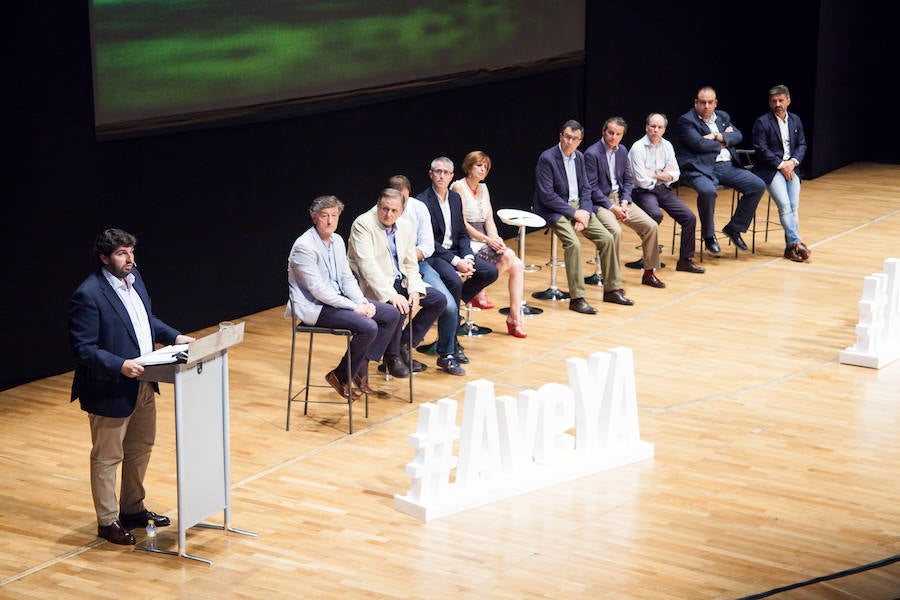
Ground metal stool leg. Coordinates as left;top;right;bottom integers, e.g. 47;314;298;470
532;230;570;301
584;250;603;286
500;226;544;317
458;302;492;337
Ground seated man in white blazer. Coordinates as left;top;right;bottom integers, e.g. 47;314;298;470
348;188;447;375
286;195;404;398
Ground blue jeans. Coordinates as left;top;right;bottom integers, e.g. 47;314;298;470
767;172;802;246
418;260;458;356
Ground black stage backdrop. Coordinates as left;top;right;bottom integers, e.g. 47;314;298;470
4;2;896;390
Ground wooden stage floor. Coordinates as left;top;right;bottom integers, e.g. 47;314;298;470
1;163;898;599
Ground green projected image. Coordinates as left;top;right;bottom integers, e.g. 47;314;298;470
90;0;585;129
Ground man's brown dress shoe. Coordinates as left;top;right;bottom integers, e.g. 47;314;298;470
325;370;360;399
603;289;635;305
641;272;666;288
569;297;597;314
98;520;136;545
353;375;374;395
676;259;705;273
120;509;170;530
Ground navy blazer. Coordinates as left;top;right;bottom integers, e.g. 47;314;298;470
675;108;743;180
583;140;634;208
531;144;593;225
417;185;475;263
751;111;807;185
69;268;180;417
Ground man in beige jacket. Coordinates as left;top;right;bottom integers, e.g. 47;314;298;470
348;188;447;374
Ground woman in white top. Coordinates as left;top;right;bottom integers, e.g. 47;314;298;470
450;150;527;338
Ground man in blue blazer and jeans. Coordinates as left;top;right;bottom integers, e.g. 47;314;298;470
69;228;195;545
752;84;810;262
676;86;766;254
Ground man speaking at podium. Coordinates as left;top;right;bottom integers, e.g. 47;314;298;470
69;228;195;545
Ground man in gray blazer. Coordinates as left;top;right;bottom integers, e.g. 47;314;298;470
287;195;405;398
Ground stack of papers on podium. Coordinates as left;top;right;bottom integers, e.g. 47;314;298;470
137;344;190;366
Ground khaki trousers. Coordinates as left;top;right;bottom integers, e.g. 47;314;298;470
595;196;661;269
552;202;621;299
88;381;156;525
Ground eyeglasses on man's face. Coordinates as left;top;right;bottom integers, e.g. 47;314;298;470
561;133;582;143
431;168;452;176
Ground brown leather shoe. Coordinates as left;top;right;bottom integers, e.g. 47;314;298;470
676;259;705;274
325;370;361;399
797;242;811;260
603;289;635;305
352;375;374;395
641;272;666;288
784;244;804;262
569;297;597;314
98;520;136;545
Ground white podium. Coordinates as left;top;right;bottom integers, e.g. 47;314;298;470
138;323;256;563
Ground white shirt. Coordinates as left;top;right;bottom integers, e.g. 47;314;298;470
702;113;732;163
776;113;791;161
399;196;435;259
629;134;680;190
102;268;152;357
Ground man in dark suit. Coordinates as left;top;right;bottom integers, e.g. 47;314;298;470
69;228;195;545
533;119;633;314
675;86;766;254
751;84;810;262
584;116;665;289
418;156;498;374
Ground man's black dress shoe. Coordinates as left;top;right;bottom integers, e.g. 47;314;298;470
569;297;597;314
626;257;666;270
722;225;748;251
704;236;721;254
641;272;666;288
120;509;171;530
383;355;411;378
676;259;705;274
454;348;469;364
98;520;136;545
437;354;466;376
603;289;635;305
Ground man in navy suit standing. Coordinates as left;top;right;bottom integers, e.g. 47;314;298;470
752;84;810;262
418;157;498;375
676;86;766;254
533;119;633;314
69;228;195;545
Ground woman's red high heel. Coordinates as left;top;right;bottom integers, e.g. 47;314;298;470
506;318;527;339
471;290;495;310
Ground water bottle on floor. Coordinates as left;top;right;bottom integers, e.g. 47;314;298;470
145;519;157;550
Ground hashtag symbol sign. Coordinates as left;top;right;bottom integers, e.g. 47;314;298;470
404;398;460;504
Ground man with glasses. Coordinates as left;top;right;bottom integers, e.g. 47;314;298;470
418;157;498;375
533;119;634;314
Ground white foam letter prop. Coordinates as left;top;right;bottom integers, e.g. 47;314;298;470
404;398;459;504
534;382;574;465
456;380;502;489
495;389;541;474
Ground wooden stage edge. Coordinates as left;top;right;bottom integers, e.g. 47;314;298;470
1;162;899;599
